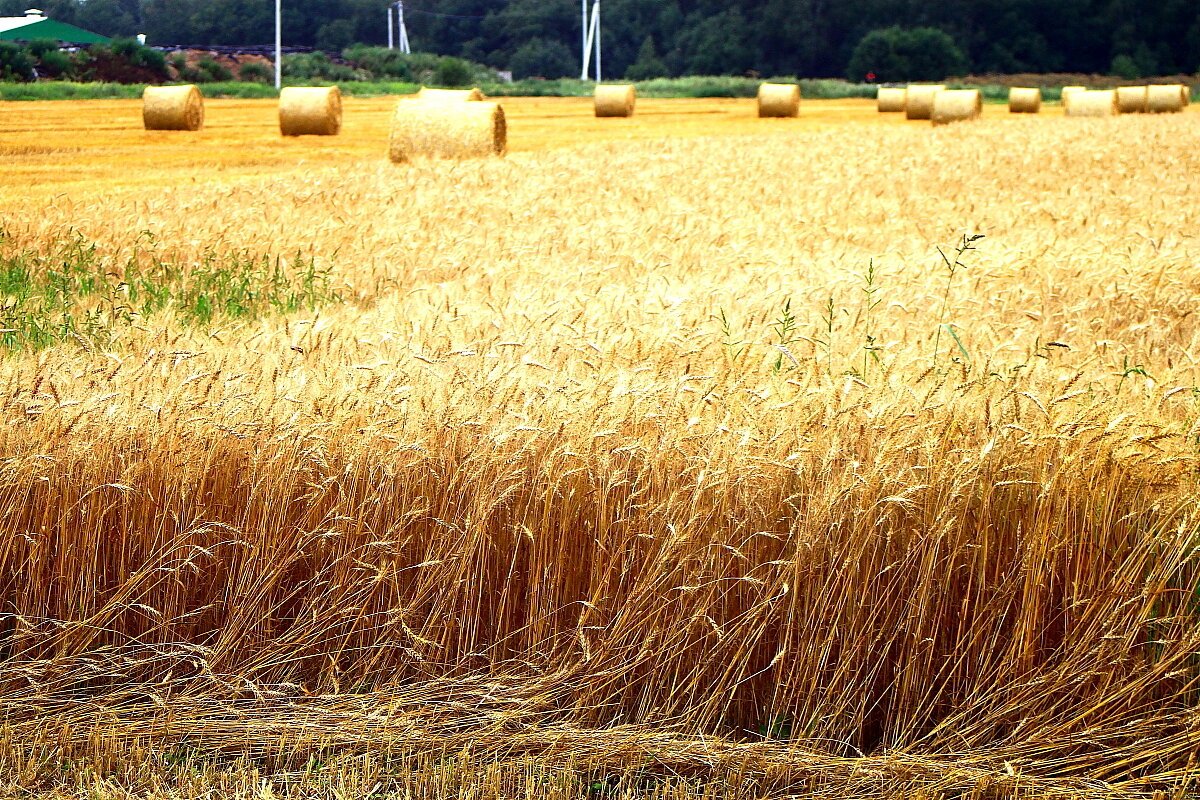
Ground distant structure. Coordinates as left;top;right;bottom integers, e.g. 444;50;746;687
580;0;600;81
0;8;110;44
386;1;411;54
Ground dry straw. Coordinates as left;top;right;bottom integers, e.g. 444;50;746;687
876;86;906;112
757;83;800;118
594;84;636;117
1008;87;1041;113
388;99;506;162
1065;89;1118;117
278;86;342;136
931;89;982;125
904;84;945;120
1147;84;1187;113
142;84;203;131
416;87;485;101
1116;86;1148;114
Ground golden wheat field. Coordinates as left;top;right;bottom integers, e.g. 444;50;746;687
0;95;1199;799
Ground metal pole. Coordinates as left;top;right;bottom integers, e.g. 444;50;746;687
398;2;410;54
387;2;394;50
594;0;601;82
581;8;595;80
274;0;281;90
581;0;587;79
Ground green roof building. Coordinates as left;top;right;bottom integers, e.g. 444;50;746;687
0;9;110;45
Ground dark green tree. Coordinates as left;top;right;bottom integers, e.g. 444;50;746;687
139;0;201;44
509;36;575;79
0;0;78;23
76;0;136;36
624;35;668;80
1110;53;1139;78
675;9;754;75
2;0;1197;83
187;0;273;44
845;27;905;82
315;19;355;53
847;26;967;82
480;0;574;68
896;27;968;80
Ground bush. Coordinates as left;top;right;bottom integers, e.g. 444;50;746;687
282;51;362;82
197;57;233;82
433;55;474;87
238;61;273;84
1111;53;1140;80
26;38;60;58
0;42;36;82
73;41;169;83
339;47;497;85
343;45;413;81
37;49;74;79
394;52;445;83
110;37;167;74
846;27;967;82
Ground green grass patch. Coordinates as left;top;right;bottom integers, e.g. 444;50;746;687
2;76;887;101
200;80;420;98
0;79;421;101
0;229;341;352
0;81;144;100
9;75;1145;104
480;76;880;99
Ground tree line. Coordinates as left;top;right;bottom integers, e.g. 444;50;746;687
3;0;1198;81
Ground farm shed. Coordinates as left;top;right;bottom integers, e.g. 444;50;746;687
0;8;110;45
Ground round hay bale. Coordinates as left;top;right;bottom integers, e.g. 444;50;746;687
876;87;906;112
931;89;982;125
1147;84;1186;113
594;84;636;117
1060;85;1085;105
142;84;203;131
1115;86;1148;114
388;100;506;162
279;86;342;136
905;84;945;120
1008;87;1041;113
1065;89;1118;117
757;83;800;118
416;87;484;101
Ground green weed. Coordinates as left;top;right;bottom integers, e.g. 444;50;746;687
0;228;341;352
932;233;984;370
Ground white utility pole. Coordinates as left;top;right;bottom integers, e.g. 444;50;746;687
396;1;411;54
387;3;394;49
274;0;281;89
580;0;600;81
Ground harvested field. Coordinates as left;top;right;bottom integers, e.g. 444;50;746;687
0;96;1199;799
0;96;1064;202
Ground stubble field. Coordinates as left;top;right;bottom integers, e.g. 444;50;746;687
0;96;1199;799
